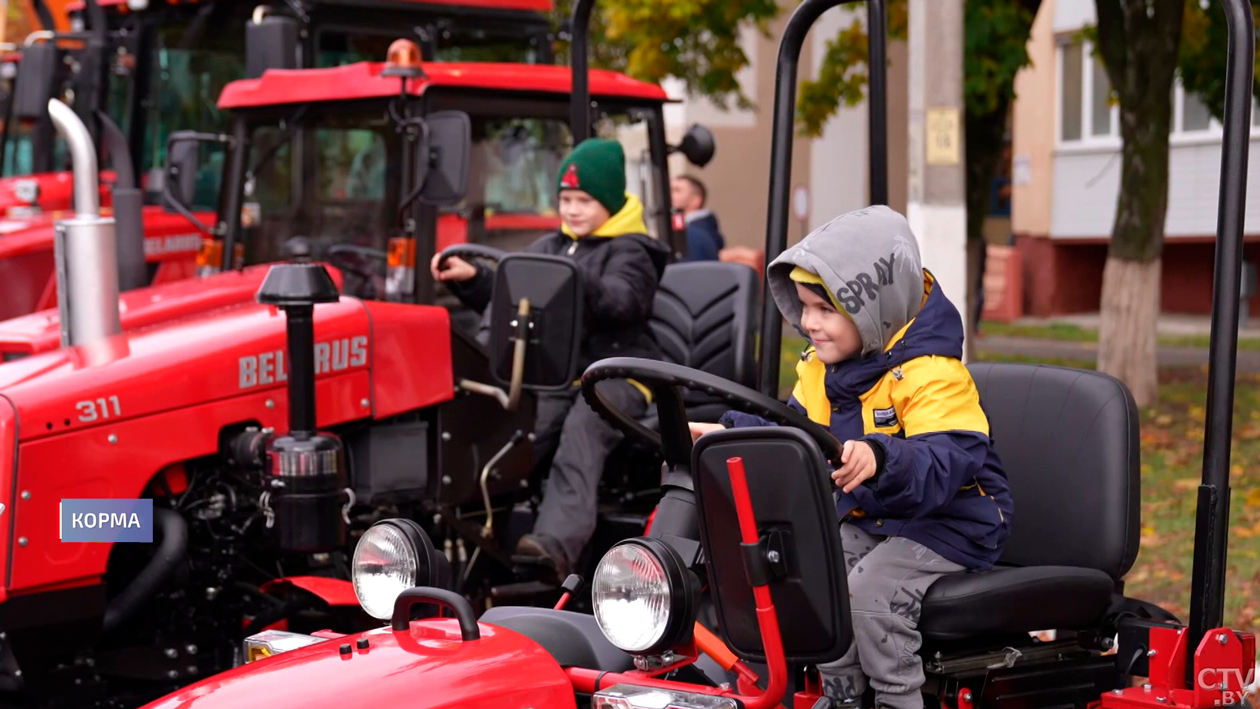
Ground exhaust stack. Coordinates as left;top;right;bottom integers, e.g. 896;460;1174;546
47;98;122;348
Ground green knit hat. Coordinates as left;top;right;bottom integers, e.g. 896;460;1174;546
556;138;627;215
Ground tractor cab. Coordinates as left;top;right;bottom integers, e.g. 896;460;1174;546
168;45;712;309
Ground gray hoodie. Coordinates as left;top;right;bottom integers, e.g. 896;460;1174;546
768;205;924;357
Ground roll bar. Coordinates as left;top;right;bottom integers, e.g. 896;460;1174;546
756;0;889;397
1188;0;1253;662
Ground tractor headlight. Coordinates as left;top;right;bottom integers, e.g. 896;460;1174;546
591;538;695;655
352;519;442;620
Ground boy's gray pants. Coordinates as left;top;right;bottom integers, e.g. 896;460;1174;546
819;523;966;709
531;380;648;566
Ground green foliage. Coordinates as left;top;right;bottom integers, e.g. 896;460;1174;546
549;0;778;111
796;0;1034;138
963;0;1036;116
1177;0;1260;122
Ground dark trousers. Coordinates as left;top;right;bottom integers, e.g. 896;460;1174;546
531;380;648;565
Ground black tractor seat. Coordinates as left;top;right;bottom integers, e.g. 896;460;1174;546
917;363;1141;641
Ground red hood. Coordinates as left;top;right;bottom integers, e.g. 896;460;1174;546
140;622;576;709
0;264;346;357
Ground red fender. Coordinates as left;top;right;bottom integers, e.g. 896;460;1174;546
261;576;360;607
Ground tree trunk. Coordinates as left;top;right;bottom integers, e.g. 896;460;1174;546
1098;257;1161;405
1094;0;1182;406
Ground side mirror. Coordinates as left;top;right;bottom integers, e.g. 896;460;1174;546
162;131;230;233
691;426;853;665
487;253;583;395
246;13;300;79
12;41;59;121
674;124;715;168
413;110;471;206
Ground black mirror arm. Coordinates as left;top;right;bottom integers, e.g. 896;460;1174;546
397;117;433;216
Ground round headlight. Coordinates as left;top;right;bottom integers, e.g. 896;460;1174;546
352;519;443;620
591;538;694;655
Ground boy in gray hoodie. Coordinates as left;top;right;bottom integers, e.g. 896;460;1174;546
691;206;1013;709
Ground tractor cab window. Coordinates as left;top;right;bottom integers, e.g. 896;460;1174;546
240;104;402;299
138;19;245;205
451;116;572;252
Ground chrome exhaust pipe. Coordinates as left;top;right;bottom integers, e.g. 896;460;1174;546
47;98;121;348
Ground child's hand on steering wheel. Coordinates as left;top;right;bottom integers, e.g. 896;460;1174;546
831;440;877;493
430;253;478;282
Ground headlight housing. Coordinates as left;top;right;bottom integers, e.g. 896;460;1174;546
352;519;445;620
591;538;695;655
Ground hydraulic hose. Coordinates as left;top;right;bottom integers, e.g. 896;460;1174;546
102;508;188;634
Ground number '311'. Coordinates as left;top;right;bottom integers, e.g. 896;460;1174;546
76;396;121;423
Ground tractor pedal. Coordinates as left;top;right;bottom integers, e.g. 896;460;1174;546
489;580;557;600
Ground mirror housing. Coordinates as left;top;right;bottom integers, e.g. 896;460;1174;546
414;110;471;206
487;253;583;392
674;124;715;168
246;12;300;79
691;426;853;665
12;41;59;121
162;131;230;231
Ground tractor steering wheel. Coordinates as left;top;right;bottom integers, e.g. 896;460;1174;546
580;357;842;471
326;244;387;280
436;243;507;270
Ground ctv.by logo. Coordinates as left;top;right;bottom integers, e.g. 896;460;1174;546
59;499;153;543
1197;666;1257;706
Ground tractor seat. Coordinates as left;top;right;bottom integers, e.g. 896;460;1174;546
916;363;1141;641
638;261;759;429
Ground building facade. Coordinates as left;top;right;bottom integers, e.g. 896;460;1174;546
1011;0;1260;317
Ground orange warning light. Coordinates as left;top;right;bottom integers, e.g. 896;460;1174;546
383;39;424;78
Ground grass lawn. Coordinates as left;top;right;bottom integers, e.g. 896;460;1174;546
979;320;1260;351
779;334;1260;631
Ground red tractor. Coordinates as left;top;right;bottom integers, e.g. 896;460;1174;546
0;14;726;704
0;0;555;321
135;0;1259;708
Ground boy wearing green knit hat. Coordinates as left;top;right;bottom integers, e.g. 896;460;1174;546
431;138;670;579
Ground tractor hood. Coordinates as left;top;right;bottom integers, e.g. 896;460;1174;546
141;623;577;709
0;285;454;445
0;264;343;358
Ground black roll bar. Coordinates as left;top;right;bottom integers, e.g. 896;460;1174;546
756;0;888;397
1188;0;1254;664
569;0;595;144
867;0;888;206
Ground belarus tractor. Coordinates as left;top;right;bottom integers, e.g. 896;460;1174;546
0;2;731;702
136;0;1260;708
0;0;555;321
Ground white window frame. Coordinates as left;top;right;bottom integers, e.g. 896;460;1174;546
1056;38;1120;152
1056;35;1260;153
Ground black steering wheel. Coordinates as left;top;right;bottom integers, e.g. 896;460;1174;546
580;357;842;471
435;243;507;271
326;244;388;280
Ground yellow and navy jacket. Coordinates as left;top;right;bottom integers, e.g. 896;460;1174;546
720;273;1013;570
